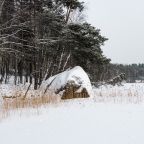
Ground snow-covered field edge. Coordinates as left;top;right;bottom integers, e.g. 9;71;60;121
1;82;144;121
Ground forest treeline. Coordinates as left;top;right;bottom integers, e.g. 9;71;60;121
0;0;142;89
92;63;144;83
0;0;110;89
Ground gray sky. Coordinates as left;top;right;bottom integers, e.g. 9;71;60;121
83;0;144;64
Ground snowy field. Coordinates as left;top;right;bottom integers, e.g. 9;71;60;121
93;83;144;103
0;83;144;144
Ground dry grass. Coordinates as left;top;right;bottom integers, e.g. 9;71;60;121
0;85;89;121
1;83;144;121
0;91;61;121
93;84;144;104
3;95;59;110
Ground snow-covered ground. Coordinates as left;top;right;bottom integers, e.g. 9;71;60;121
93;83;144;103
0;83;144;144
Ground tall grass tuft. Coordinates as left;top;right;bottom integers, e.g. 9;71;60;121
0;91;61;121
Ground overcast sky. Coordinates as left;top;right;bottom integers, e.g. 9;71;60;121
83;0;144;64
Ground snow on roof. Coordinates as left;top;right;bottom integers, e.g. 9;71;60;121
42;66;93;97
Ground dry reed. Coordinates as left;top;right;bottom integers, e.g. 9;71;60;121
0;91;61;121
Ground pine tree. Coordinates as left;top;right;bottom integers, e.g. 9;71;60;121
0;0;110;87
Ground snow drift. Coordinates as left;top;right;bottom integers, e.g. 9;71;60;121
42;66;93;98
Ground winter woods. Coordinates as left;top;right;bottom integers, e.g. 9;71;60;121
0;0;109;89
